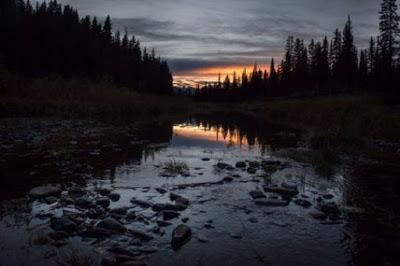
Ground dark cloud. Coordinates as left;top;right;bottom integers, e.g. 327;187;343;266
50;0;381;74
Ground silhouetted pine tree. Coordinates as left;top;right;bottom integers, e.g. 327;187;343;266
0;0;173;94
378;0;400;90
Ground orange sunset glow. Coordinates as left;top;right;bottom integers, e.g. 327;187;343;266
173;64;269;88
173;124;260;147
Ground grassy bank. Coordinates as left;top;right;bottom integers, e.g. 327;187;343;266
0;71;207;120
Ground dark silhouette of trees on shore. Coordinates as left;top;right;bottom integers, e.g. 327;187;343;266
0;0;173;94
195;0;400;102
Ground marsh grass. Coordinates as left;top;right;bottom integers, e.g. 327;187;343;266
162;160;190;176
55;249;100;266
0;71;202;119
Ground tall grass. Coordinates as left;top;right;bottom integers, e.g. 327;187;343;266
0;70;198;119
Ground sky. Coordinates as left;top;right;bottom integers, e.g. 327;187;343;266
49;0;381;87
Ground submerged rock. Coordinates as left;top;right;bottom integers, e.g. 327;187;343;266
44;196;58;204
223;176;234;182
282;181;298;190
247;167;257;174
161;210;180;221
29;185;61;199
171;224;192;250
78;228;112;238
216;162;232;169
131;199;152;208
294;199;312;208
264;185;298;197
96;197;111;208
50;217;77;233
254;198;289;207
310;210;327;220
249;190;266;199
249;161;260;168
152;203;178;212
235;161;247;168
97;218;126;233
155;188;167;194
96;188;111;196
108;193;121;202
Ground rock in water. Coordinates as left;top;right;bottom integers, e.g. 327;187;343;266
294;199;312;208
249;190;266;199
97;218;126;233
96;197;111;208
235;161;247;168
254;198;289;207
29;185;61;199
108;193;121;202
50;217;77;233
171;224;192;250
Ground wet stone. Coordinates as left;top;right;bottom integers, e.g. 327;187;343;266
171;224;192;250
152;203;178;212
78;228;112;238
235;161;247;168
264;185;298;197
201;158;210;161
247;167;257;174
282;181;298;190
155;188;167;194
294;199;312;208
50;217;77;233
97;218;126;233
111;207;128;216
44;196;58;204
310;210;327;220
139;246;158;254
197;233;209;243
68;187;86;198
175;196;189;206
128;229;154;241
249;161;260;168
323;194;334;200
131;199;152;208
217;162;232;169
29;185;61;199
248;217;258;223
109;246;138;257
108;193;121;202
161;210;180;221
97;188;111;196
74;197;92;207
48;231;69;241
223;176;234;182
254;198;289;207
249;190;266;199
181;217;189;223
96;197;111;208
157;220;173;227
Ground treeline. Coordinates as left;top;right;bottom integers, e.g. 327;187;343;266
0;0;173;94
195;0;400;102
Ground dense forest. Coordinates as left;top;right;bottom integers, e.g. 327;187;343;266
195;0;400;102
0;0;173;94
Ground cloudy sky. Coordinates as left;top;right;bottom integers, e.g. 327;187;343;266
52;0;380;86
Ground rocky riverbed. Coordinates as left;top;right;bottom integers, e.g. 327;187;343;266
0;115;396;266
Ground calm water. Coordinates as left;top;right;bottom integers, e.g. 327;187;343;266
0;114;398;266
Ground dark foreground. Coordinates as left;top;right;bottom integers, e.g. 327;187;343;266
0;114;399;266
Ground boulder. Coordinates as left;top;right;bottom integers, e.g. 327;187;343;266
97;218;126;233
50;217;77;233
29;185;61;199
155;188;167;194
171;224;192;250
